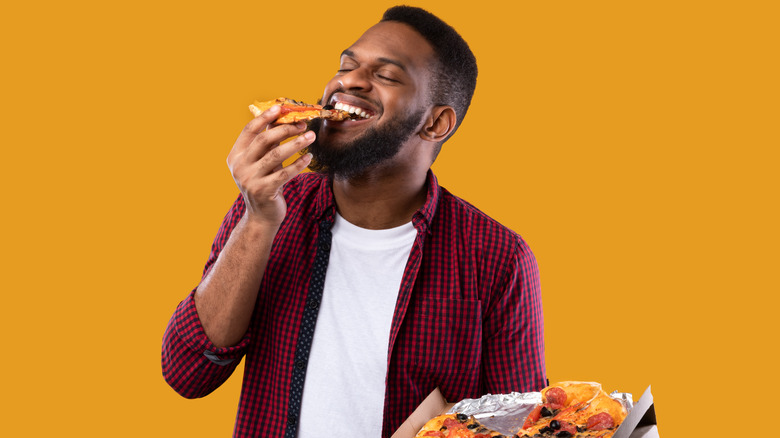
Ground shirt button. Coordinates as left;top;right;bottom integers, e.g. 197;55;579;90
287;415;297;426
307;300;319;311
295;360;306;370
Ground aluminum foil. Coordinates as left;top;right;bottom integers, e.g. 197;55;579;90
447;391;634;436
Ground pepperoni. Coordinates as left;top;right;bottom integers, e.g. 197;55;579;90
544;387;567;409
556;420;578;436
422;431;444;437
279;105;319;115
586;412;615;431
442;418;463;429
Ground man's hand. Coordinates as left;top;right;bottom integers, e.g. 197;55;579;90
227;105;315;229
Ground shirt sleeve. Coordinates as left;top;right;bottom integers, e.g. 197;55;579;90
161;194;251;399
480;234;547;394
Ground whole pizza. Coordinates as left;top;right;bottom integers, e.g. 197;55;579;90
414;382;627;438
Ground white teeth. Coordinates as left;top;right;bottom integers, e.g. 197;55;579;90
333;101;372;119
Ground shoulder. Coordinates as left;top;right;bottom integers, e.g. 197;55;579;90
432;186;537;280
437;187;531;248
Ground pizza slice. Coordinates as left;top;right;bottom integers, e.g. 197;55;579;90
415;413;507;438
517;382;627;438
248;97;369;123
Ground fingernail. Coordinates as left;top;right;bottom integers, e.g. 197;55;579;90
304;131;315;140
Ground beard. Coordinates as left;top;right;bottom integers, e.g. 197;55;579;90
305;107;425;179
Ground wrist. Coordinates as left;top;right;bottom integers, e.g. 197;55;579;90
238;212;281;236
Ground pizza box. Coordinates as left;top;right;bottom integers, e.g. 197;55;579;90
391;388;454;438
392;385;659;438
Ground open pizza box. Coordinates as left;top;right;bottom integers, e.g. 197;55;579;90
392;385;659;438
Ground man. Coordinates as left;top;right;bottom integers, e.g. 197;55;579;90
162;6;545;437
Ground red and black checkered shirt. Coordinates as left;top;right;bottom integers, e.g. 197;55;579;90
162;171;546;437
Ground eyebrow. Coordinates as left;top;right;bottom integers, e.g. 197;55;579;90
341;49;408;72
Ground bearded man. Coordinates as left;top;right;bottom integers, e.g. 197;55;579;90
162;6;546;437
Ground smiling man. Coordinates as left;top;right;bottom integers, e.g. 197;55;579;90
162;6;546;437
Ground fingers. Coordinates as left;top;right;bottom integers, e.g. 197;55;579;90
243;105;280;135
246;122;309;162
252;130;315;176
266;151;314;192
234;105;299;151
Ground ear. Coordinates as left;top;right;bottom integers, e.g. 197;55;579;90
420;105;456;143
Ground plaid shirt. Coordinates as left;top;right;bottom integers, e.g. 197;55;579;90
162;171;546;437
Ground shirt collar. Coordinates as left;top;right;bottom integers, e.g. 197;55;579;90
313;169;441;232
412;170;441;234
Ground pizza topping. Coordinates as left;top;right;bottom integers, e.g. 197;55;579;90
522;405;543;429
585;412;615;431
540;406;554;417
544;387;567;409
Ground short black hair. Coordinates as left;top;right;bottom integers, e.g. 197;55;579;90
381;6;478;144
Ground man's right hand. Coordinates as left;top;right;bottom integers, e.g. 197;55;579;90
227;105;315;229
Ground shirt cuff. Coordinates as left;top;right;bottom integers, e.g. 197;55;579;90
171;289;251;365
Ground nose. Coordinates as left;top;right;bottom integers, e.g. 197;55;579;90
337;67;372;92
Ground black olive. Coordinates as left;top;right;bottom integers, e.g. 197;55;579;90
554;432;572;438
476;427;488;432
539;426;553;434
576;426;586;432
439;426;447;431
322;104;334;110
456;413;468;422
549;420;561;430
540;406;554;417
467;423;479;429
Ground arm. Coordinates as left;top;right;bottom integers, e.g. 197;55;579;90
480;235;547;394
197;106;314;347
161;105;315;397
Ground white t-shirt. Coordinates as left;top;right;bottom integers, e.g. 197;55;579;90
297;213;417;436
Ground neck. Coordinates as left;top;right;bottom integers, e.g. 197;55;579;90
331;168;428;230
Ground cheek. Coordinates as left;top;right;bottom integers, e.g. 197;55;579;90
321;78;341;102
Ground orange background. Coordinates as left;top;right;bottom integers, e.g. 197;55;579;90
2;1;778;436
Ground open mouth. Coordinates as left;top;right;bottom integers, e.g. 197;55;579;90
324;95;378;122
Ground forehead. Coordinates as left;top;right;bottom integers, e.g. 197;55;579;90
345;21;436;70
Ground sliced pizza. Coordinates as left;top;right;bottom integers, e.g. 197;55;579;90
518;381;627;438
415;413;506;438
248;97;367;123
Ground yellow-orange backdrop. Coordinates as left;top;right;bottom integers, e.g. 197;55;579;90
2;0;778;436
